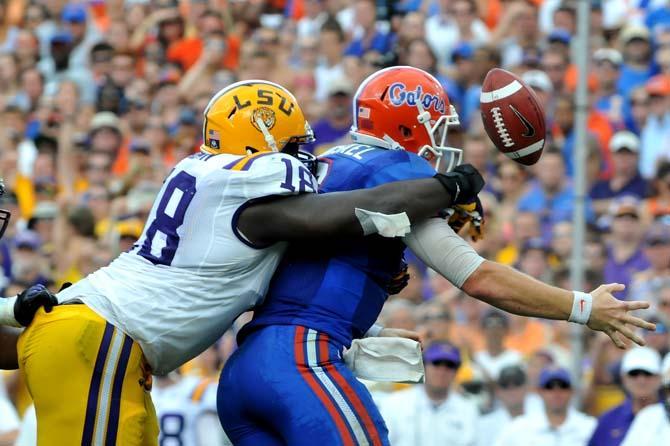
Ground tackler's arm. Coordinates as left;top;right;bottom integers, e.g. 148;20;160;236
238;164;485;245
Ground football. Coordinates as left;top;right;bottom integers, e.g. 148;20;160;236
480;68;546;166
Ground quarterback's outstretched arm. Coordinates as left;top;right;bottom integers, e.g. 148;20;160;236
404;218;655;348
240;165;483;246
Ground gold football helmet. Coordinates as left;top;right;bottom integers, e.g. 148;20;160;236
201;80;314;155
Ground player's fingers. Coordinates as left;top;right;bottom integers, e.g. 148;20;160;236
601;283;625;293
623;300;650;311
613;322;645;347
605;329;626;349
623;314;656;332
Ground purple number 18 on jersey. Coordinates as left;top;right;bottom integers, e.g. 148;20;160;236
138;171;197;266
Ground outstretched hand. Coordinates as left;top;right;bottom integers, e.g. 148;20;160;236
586;283;656;349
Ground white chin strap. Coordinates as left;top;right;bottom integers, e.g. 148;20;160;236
350;132;403;150
255;117;279;152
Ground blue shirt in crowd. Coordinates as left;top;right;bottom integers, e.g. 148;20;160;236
518;180;594;241
590;174;649;201
617;64;656;98
344;30;393;57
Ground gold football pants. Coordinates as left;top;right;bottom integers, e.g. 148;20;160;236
18;305;159;446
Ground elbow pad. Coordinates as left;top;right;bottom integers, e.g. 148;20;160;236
403;219;484;288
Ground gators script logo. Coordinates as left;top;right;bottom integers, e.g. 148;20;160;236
388;82;446;114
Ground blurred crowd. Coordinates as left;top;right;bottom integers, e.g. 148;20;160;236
2;0;670;444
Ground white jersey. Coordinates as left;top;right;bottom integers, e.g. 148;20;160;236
153;376;229;446
58;152;318;374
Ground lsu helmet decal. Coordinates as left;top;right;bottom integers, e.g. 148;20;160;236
351;66;462;173
202;80;314;156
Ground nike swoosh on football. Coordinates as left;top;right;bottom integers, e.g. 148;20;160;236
509;105;536;138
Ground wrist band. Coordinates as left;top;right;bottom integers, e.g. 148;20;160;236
0;296;21;328
569;291;593;325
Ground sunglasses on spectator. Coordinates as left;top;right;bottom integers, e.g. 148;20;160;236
615;212;639;220
542;381;571;391
627;369;654;378
499;379;525;389
430;360;459;369
659;300;670;308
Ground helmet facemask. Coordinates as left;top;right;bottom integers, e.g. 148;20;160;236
415;102;462;173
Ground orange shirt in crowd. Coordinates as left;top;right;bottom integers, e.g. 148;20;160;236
89;0;111;33
482;0;544;29
504;318;552;356
167;35;241;71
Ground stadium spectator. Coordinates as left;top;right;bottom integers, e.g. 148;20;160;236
2;1;670;443
425;0;489;68
379;342;479;446
518;147;585;238
658;285;670;323
344;0;393;57
618;25;655;97
476;365;528;446
590;131;649;214
592;48;625;127
442;42;475;114
628;221;670;308
588;346;662;446
603;196;651;298
496;367;596;446
542;48;569;95
640;74;670;178
643;161;670;219
521;69;554;116
474;310;522;381
314;19;346;102
643;317;670;358
416;301;452;342
619;360;670;446
550;221;573;268
379;298;418;332
516;237;553;282
302;77;353;154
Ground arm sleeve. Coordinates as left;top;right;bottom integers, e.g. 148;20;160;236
228;153;318;201
402;218;485;288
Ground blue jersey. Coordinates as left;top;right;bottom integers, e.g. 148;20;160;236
239;144;436;347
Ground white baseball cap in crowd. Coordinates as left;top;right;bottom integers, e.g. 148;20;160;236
609;130;640;153
621;346;662;376
521;70;553;93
